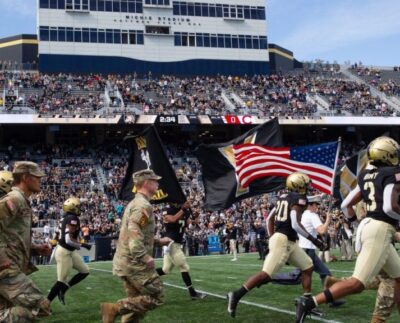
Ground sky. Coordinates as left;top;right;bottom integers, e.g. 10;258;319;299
0;0;398;66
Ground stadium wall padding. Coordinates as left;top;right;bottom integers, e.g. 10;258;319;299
39;54;269;76
95;236;114;261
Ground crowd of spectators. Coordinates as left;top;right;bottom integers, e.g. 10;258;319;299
1;144;126;242
0;138;368;264
2;69;399;117
350;64;400;98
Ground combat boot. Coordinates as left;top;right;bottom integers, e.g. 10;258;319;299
101;303;119;323
36;298;52;317
370;314;385;323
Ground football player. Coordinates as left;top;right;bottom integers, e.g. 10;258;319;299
47;197;92;305
156;201;206;300
227;172;325;318
226;221;239;261
0;170;13;198
296;136;400;322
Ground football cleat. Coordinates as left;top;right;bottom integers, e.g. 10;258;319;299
191;292;207;300
295;296;316;323
227;292;239;318
58;289;66;305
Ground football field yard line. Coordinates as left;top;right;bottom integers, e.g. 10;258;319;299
89;268;342;323
184;261;354;274
43;260;354;274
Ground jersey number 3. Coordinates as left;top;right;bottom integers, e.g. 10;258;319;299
364;181;377;212
276;200;289;222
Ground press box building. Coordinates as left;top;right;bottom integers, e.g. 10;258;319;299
38;0;270;75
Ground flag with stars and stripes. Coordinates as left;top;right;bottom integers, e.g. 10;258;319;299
234;141;340;194
195;119;284;210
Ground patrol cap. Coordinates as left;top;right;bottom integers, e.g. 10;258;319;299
132;169;161;183
13;161;45;177
308;195;322;204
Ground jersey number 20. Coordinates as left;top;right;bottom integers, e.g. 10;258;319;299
276;200;289;222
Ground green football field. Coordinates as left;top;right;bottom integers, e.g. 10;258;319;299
32;252;398;323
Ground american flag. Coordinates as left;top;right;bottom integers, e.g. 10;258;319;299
234;141;340;194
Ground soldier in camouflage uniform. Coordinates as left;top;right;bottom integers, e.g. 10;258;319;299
101;169;173;323
0;170;14;319
370;231;400;323
325;230;400;322
0;162;52;323
326;273;397;322
370;272;397;323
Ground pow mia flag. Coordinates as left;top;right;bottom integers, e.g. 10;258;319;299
119;126;186;204
195;118;284;211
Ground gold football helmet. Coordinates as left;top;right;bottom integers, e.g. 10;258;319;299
0;170;13;195
63;197;81;216
367;136;400;166
286;172;311;194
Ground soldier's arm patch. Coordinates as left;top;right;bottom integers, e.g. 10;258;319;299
6;200;17;216
139;209;149;228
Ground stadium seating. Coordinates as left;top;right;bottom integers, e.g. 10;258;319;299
2;69;400;117
1;139;358;261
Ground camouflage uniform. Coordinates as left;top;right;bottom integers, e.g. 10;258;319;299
112;191;163;323
0;163;50;323
371;272;398;323
325;272;397;323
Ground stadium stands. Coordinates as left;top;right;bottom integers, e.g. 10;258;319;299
1;138;360;261
2;68;400;117
1;63;399;261
350;65;400;98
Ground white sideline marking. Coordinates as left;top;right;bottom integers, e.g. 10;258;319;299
41;261;353;274
186;262;353;274
89;268;342;323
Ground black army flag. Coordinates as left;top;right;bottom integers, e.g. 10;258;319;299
119;126;186;204
195;118;284;211
334;148;368;201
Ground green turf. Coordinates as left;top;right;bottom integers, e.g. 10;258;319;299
31;252;398;323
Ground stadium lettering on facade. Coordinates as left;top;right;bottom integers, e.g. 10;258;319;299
114;15;192;23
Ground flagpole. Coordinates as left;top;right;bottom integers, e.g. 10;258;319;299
330;137;342;195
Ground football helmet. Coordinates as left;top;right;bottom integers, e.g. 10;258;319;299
367;136;400;166
286;172;311;195
63;197;81;216
0;171;13;195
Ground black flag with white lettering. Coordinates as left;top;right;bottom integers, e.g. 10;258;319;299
195;119;284;211
119;126;186;204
